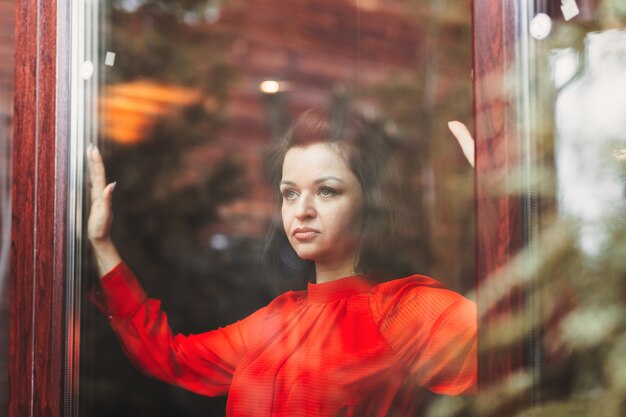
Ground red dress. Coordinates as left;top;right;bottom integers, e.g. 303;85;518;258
93;262;476;417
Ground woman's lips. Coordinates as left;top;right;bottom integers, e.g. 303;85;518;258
293;227;320;241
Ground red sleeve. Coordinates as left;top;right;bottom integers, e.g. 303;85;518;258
90;262;265;397
373;278;477;395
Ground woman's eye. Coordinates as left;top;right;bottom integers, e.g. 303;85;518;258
281;189;298;200
318;187;336;197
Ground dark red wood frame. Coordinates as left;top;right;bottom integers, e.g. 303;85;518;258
9;0;70;416
472;0;527;409
8;0;521;416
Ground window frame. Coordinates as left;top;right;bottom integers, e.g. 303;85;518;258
9;0;71;416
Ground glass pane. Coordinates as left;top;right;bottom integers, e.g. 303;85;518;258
543;5;626;414
487;1;626;416
69;1;475;416
0;0;14;412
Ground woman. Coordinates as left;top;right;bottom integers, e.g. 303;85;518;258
88;109;477;417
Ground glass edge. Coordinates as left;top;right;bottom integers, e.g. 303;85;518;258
65;0;99;415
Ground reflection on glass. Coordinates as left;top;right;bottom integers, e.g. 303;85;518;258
555;29;626;255
76;1;475;416
487;3;626;417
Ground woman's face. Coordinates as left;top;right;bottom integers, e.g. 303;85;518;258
280;143;364;270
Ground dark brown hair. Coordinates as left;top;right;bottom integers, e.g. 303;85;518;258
265;108;403;281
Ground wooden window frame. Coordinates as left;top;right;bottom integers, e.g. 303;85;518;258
473;0;528;395
9;0;70;416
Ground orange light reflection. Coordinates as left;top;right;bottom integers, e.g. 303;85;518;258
102;80;201;144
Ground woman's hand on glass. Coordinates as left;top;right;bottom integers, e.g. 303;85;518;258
87;145;122;276
448;121;475;167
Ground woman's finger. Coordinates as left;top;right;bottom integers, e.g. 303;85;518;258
102;181;117;202
88;145;108;203
448;121;475;168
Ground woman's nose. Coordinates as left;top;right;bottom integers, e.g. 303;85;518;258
294;193;316;219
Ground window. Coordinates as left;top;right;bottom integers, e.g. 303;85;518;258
10;1;624;416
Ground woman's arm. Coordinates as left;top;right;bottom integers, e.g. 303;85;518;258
92;261;261;397
372;279;477;395
86;146;256;395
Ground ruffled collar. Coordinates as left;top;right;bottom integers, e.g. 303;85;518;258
307;275;373;304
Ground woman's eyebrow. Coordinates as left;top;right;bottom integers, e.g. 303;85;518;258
280;177;345;187
314;176;345;184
